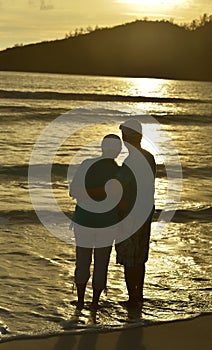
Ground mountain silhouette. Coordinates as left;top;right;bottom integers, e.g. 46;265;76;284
0;20;211;81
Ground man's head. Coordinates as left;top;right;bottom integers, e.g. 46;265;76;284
119;119;142;147
101;134;122;159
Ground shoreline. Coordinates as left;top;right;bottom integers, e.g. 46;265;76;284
0;314;211;350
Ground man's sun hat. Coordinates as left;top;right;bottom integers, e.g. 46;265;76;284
119;118;142;135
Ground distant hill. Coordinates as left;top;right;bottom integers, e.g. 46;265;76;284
0;20;212;81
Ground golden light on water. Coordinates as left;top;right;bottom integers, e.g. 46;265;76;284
128;78;169;97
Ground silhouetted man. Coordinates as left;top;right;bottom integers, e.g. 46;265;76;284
116;119;156;308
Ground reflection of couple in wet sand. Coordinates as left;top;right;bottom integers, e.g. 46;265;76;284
69;119;156;312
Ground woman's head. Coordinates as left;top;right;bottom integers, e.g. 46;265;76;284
101;134;122;158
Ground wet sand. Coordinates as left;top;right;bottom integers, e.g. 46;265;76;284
0;314;211;350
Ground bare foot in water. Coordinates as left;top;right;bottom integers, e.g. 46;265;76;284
90;302;98;311
75;301;84;310
119;300;142;310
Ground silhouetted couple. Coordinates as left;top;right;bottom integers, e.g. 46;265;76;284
69;119;156;311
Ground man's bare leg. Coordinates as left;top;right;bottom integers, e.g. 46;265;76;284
136;263;145;304
124;266;139;307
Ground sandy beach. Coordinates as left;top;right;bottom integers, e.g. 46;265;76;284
0;314;211;350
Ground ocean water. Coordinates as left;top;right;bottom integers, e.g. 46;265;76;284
0;71;211;342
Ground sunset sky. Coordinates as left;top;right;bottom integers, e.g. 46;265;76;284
0;0;211;50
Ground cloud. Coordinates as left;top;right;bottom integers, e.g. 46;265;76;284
40;0;54;10
27;0;54;10
28;0;36;5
